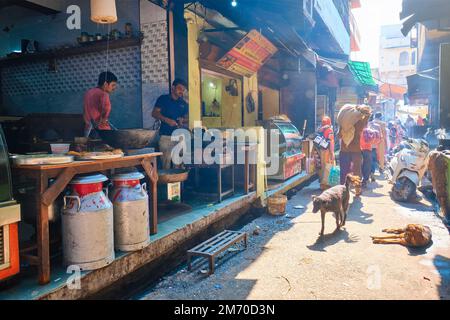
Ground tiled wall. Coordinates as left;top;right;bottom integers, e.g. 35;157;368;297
2;47;141;96
1;46;143;128
0;0;143;128
141;21;169;85
140;5;170;129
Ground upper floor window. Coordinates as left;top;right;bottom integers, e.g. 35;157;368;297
399;51;409;66
411;51;416;65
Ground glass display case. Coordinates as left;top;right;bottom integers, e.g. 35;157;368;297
264;119;304;180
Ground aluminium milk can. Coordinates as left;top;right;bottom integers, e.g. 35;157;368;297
110;172;150;251
62;174;114;270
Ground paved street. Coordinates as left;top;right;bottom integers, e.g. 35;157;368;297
138;178;450;300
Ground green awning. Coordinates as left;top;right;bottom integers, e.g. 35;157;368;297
348;60;377;87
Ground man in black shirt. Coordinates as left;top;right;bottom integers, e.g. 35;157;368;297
152;79;189;169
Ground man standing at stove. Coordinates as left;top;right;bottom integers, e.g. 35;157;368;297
152;79;189;169
83;71;118;137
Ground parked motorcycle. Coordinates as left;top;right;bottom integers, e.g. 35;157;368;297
388;138;430;202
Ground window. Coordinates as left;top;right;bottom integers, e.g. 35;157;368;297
411;51;416;65
399;51;409;66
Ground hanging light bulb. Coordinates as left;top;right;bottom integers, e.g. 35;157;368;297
91;0;118;24
231;0;238;7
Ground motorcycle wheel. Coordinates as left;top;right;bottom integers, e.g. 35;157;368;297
392;177;417;202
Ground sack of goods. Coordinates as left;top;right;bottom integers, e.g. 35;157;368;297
337;104;372;147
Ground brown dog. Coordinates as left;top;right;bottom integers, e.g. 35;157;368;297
312;174;362;236
371;224;432;247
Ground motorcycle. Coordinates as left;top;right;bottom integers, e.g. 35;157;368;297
388;138;430;202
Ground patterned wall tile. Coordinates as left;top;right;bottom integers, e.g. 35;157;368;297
141;21;169;84
1;46;141;97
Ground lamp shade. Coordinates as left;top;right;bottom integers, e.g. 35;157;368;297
90;0;117;24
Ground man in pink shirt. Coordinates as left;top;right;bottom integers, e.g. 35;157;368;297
83;71;118;137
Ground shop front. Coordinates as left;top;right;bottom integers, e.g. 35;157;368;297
0;1;317;300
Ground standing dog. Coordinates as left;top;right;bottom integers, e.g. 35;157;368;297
312;174;362;236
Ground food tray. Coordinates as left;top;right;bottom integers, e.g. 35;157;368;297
11;154;74;166
76;152;124;160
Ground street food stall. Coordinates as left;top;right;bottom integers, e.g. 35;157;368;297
11;146;161;284
0;115;162;285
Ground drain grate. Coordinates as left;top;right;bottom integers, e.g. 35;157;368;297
0;226;4;265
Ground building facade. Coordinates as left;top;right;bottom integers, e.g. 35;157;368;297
379;24;417;87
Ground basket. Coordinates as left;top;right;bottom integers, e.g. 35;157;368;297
267;194;288;216
158;169;190;184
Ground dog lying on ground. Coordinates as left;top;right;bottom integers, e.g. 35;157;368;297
312;174;362;236
371;224;432;247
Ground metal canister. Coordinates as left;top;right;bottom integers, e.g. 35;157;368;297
62;174;114;271
110;172;150;252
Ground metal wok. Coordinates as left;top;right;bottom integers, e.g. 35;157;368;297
97;129;158;150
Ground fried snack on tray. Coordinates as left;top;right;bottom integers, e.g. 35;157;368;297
68;149;123;157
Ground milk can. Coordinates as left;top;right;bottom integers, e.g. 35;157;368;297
110;172;150;252
62;174;114;271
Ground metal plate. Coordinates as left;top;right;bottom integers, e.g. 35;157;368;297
11;154;74;166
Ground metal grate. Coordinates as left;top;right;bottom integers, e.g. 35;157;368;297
0;226;4;265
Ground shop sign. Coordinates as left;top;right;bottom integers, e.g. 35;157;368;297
216;29;278;77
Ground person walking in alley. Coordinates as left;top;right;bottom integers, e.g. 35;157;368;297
317;116;335;190
369;116;382;182
372;112;388;176
406;115;415;137
361;122;382;187
337;104;372;196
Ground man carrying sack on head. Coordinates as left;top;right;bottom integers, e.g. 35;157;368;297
337;104;372;197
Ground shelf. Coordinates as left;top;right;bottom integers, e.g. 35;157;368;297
0;37;142;68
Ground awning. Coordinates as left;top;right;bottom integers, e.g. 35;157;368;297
348;61;377;87
379;83;407;100
401;0;450;36
407;73;436;98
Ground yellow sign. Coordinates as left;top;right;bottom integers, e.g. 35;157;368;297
217;29;278;77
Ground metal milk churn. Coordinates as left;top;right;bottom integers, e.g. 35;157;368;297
109;172;150;251
62;174;114;271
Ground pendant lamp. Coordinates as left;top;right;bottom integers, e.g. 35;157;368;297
91;0;118;24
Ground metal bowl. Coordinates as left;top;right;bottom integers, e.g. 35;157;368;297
97;129;158;150
158;169;189;184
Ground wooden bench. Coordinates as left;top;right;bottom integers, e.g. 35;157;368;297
187;230;248;275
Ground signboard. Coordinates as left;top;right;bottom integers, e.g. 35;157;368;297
217;29;278;77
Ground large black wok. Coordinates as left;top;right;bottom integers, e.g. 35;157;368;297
97;129;158;150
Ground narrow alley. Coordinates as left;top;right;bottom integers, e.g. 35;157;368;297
137;178;449;300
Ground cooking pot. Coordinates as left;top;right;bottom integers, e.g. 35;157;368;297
97;129;158;150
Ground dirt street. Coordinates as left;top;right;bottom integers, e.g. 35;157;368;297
138;179;450;300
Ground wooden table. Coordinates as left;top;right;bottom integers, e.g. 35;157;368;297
12;153;161;285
